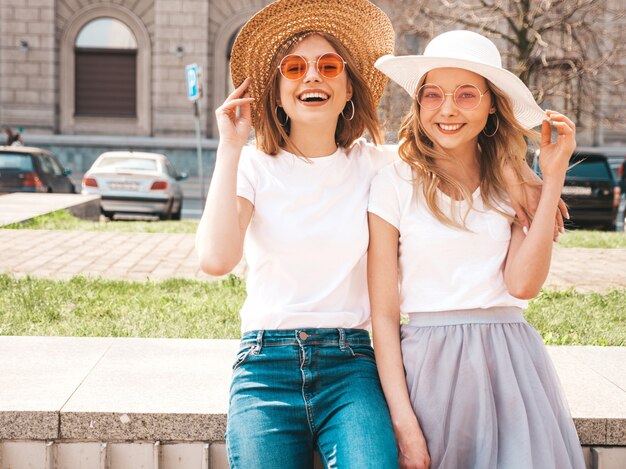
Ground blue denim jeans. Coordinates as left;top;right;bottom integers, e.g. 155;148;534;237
226;328;398;469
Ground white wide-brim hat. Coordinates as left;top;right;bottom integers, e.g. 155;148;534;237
375;30;547;129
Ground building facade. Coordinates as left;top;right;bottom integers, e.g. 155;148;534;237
0;0;623;174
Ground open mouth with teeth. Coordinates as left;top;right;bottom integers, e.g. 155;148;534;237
298;92;330;103
437;123;465;132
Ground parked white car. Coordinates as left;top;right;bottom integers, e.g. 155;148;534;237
82;151;187;220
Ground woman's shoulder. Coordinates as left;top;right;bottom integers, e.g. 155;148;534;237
241;143;267;157
347;138;399;171
240;143;277;166
376;158;414;181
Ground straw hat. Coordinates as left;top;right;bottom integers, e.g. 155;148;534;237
375;30;547;129
230;0;395;126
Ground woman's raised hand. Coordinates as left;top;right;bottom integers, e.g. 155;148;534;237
538;111;577;182
215;77;254;148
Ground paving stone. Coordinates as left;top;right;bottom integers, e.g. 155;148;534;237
2;231;623;289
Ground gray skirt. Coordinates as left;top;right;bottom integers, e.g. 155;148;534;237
401;307;585;469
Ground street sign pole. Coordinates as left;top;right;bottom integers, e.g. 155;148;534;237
185;64;205;208
193;100;205;209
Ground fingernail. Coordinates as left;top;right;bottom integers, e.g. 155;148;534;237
559;226;565;234
522;226;529;235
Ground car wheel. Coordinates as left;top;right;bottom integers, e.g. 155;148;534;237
170;199;183;220
158;199;177;220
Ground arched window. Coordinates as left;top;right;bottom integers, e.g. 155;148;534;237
74;18;138;117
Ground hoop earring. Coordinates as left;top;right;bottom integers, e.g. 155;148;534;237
275;105;289;126
341;100;355;121
482;113;499;137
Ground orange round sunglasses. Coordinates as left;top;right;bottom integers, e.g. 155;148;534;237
278;53;347;80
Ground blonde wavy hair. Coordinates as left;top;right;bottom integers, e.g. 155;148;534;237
397;77;539;228
255;32;383;156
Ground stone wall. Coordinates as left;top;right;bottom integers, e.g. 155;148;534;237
0;0;623;144
0;0;56;134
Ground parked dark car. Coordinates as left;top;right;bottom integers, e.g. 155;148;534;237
561;151;621;230
0;146;76;194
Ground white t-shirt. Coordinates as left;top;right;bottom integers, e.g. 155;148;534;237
236;138;396;332
368;160;527;314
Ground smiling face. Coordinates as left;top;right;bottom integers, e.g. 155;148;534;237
278;34;353;129
418;68;494;157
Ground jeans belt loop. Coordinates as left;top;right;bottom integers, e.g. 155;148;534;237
338;328;346;351
254;330;264;354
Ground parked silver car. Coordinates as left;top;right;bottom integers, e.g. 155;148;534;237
82;151;187;220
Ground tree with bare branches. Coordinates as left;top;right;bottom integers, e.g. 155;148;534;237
377;0;625;145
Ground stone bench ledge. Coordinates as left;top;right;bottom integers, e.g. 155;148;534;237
0;337;624;446
0;193;101;226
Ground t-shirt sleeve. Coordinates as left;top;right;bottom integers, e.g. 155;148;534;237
368;169;401;229
236;145;256;204
365;142;400;174
377;144;400;163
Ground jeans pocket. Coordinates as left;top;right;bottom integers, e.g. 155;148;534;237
232;345;255;370
347;344;377;364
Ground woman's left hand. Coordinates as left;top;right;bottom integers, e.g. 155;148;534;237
505;164;568;241
538;110;577;182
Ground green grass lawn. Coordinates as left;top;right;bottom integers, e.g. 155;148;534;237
4;210;626;247
0;274;244;339
558;229;626;249
1;274;624;345
525;289;626;345
3;209;199;234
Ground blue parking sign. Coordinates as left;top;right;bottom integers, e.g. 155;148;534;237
186;64;200;101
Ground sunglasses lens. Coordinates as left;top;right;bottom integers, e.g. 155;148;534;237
454;85;482;109
418;85;444;109
280;55;307;80
317;53;344;78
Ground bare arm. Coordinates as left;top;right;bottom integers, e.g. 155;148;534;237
504;112;576;298
368;212;430;469
502;145;569;241
196;79;255;275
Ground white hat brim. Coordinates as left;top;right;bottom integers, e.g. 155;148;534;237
375;55;547;129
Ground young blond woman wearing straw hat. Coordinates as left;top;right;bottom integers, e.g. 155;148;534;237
369;30;586;469
197;1;400;467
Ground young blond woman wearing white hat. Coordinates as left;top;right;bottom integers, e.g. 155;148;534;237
369;30;585;469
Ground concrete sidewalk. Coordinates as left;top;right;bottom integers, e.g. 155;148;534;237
0;228;624;291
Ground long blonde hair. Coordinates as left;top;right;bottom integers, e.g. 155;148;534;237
397;78;539;228
255;32;383;156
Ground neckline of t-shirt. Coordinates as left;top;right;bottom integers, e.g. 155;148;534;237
436;186;481;204
278;146;345;165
